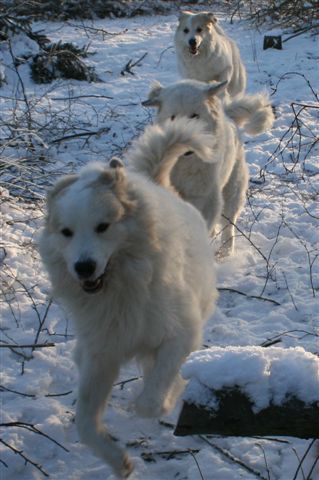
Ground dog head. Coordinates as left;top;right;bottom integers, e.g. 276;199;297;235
175;11;218;55
142;79;227;128
43;161;136;294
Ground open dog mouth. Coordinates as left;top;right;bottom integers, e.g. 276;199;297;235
81;275;104;294
80;261;112;294
189;45;198;55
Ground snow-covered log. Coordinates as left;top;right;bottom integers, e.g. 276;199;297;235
175;389;319;438
175;347;319;439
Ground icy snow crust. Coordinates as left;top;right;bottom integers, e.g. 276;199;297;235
1;8;319;480
182;346;319;412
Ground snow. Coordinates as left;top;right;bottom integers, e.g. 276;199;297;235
1;7;319;480
182;346;319;412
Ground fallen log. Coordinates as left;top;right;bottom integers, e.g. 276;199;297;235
175;346;319;439
174;388;319;439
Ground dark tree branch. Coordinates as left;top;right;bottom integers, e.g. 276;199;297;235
0;438;49;477
121;52;148;76
218;287;280;306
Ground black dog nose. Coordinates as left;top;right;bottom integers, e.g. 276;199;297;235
74;260;96;278
189;38;197;47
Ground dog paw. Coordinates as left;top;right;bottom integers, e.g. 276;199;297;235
216;245;233;260
117;453;134;478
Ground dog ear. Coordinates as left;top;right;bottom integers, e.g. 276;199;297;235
205;81;228;98
142;81;163;108
109;157;124;169
45;175;78;224
178;11;192;22
206;13;218;24
98;166;128;196
97;167;124;186
99;167;138;215
47;175;78;205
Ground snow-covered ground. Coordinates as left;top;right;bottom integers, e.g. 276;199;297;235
1;8;318;480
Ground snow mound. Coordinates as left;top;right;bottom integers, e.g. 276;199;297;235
182;346;319;412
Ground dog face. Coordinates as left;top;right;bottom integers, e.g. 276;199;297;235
45;164;135;294
143;79;227;128
175;11;217;55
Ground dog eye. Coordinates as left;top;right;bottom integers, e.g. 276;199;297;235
183;28;189;34
171;115;175;121
190;113;199;119
61;228;73;237
196;27;202;33
96;223;110;233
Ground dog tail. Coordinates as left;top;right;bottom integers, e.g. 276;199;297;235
129;117;215;189
225;93;275;135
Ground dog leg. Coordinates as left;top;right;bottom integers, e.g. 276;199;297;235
201;184;223;235
76;354;133;478
135;330;199;418
219;148;248;256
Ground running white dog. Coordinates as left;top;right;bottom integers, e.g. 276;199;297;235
39;118;218;478
174;11;246;97
142;79;274;255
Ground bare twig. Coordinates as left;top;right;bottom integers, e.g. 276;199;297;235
67;21;128;39
53;94;113;101
7;40;32;135
255;443;271;480
270;72;318;102
156;46;173;67
0;385;72;398
280;217;318;298
260;338;282;347
0;438;49;477
218;287;280;306
0;422;69;452
121;52;148;76
50;127;110;145
0;385;36;398
282;271;298;311
306;446;319;480
283;24;319;43
32;299;53;352
45;390;73;397
0;457;8;468
260;329;319;348
259;218;283;297
113;376;140;390
199;436;268;480
158;420;174;429
221;214;269;264
0;343;55;348
292;439;316;480
141;448;200;463
189;449;205;480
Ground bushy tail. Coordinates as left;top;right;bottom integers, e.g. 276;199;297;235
129;117;215;189
225;93;275;135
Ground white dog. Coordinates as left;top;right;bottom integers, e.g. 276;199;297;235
39;118;218;478
174;11;246;98
142;79;275;255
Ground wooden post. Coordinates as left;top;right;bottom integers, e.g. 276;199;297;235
263;35;282;50
174;388;319;439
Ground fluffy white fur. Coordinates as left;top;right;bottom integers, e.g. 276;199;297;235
129;116;217;188
142;79;275;255
174;11;246;98
39;118;218;478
